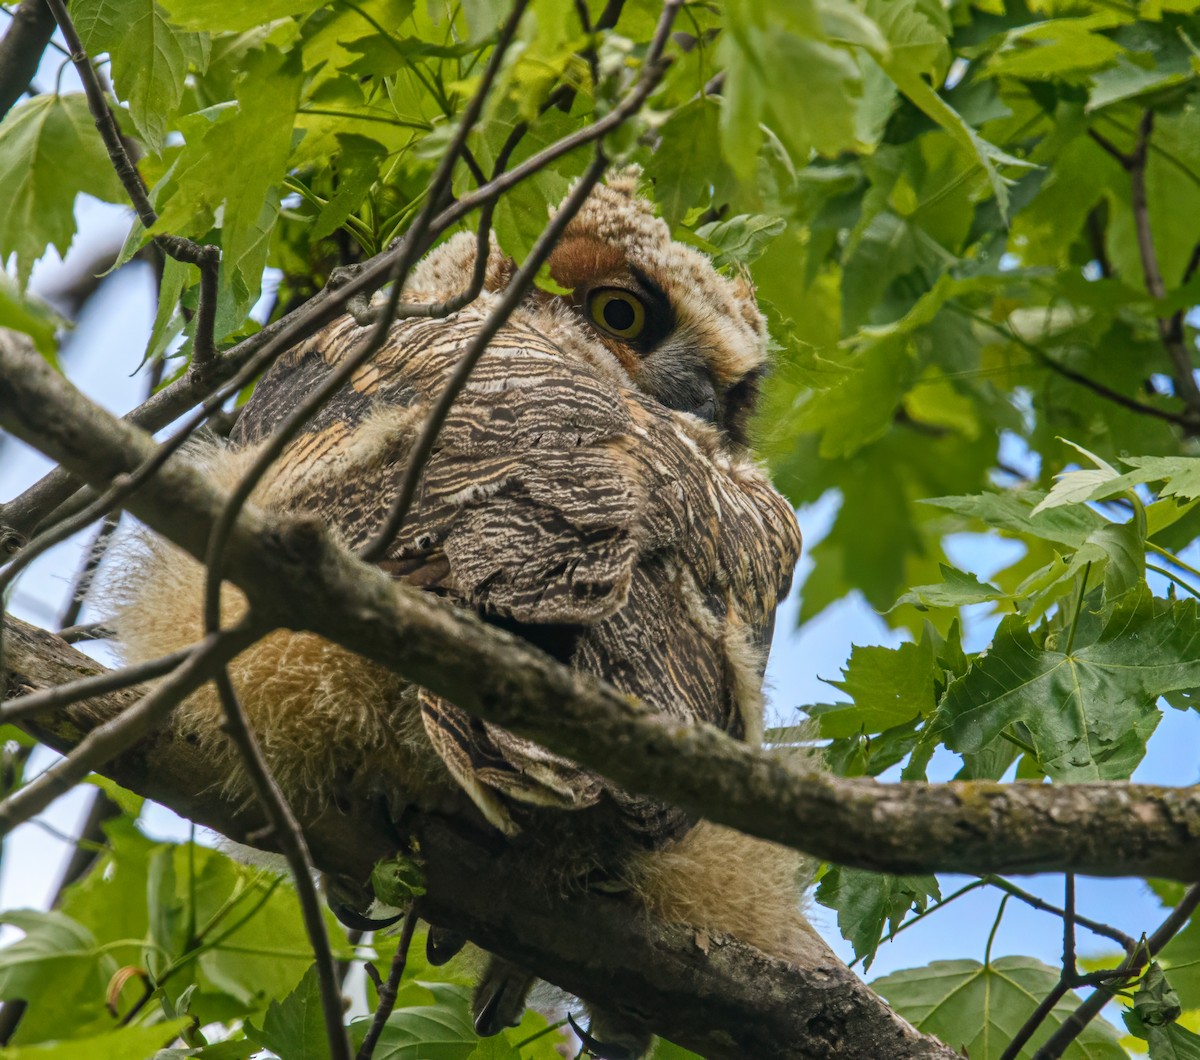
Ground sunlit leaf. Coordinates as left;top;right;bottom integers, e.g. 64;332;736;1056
0;1019;191;1059
931;588;1200;779
73;0;209;153
0;95;125;286
874;957;1125;1058
816;867;940;969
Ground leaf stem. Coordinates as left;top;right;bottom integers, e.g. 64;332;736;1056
1146;561;1200;599
1063;561;1090;657
1147;541;1200;584
984;894;1009;967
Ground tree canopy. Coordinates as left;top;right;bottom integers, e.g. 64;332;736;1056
4;0;1200;1057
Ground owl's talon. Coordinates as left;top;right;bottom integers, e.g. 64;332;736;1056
472;957;534;1037
426;925;467;965
330;903;405;932
568;1012;640;1060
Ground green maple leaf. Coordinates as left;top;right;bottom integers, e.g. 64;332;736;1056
809;635;939;738
931;588;1200;780
73;0;209;153
153;46;302;329
816;866;940;969
0;95;126;286
718;0;870;179
865;0;1029;218
874;957;1125;1059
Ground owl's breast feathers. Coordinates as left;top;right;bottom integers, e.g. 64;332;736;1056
232;309;801;840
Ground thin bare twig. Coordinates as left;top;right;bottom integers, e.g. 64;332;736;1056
1032;883;1200;1059
1093;111;1200;414
1002;876;1083;1059
1129;113;1200;411
212;668;350;1060
0;473;145;627
984;875;1135;952
57;511;119;630
57;621;115;643
44;0;152;224
0;0;55;120
1087;127;1133;169
952;302;1200;430
48;347;159;637
998;980;1072;1060
356;909;419;1060
0;399;236;644
1063;874;1077;976
349;142;506;327
41;0;221;369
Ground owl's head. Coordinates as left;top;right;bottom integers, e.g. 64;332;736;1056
405;171;770;449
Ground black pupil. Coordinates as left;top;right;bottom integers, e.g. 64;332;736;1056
602;297;636;331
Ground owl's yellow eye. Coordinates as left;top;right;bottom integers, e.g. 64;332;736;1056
588;289;646;339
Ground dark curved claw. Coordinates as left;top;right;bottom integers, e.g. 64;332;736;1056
329;902;406;932
426;925;467;966
568;1012;641;1060
472;957;534;1037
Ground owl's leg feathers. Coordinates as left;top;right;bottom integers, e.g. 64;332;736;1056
625;819;820;964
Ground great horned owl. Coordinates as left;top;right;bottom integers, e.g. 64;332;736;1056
111;172;813;1053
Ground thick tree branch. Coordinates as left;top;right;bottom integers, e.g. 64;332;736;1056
0;616;957;1060
0;0;54;120
5;327;1200;883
